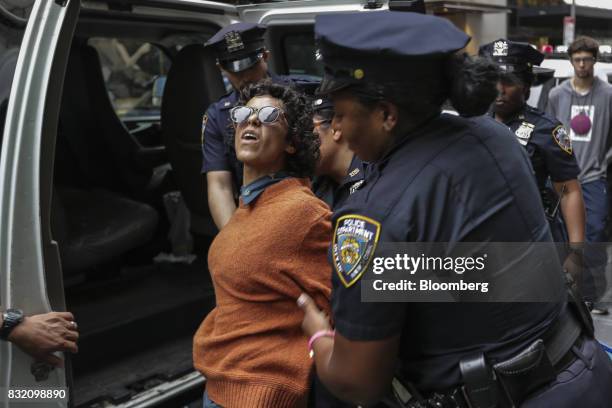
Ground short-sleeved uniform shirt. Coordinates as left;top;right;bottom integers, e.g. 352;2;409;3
201;74;293;190
201;90;241;186
312;155;366;209
330;113;565;392
501;105;580;242
502;104;579;194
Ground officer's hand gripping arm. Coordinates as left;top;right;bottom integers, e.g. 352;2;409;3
298;294;399;405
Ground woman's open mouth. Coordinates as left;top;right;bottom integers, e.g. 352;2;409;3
240;130;259;143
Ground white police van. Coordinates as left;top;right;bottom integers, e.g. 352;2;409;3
0;1;420;407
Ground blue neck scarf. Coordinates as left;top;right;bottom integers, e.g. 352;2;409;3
240;172;291;205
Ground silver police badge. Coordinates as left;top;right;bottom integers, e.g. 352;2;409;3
333;215;380;288
553;125;573;154
349;180;365;195
224;31;244;53
493;40;508;57
514;122;535;146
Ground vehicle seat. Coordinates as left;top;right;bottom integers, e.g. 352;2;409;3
56;43;153;195
161;44;226;236
52;187;158;275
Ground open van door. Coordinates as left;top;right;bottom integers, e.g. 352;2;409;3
1;0;236;407
0;0;80;406
0;0;244;407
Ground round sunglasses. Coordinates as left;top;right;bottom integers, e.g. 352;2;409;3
230;105;285;126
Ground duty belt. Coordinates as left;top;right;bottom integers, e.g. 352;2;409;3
390;307;585;408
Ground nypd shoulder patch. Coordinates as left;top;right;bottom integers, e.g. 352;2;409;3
552;125;572;154
333;214;381;288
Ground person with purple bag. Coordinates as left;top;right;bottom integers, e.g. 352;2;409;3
547;36;612;315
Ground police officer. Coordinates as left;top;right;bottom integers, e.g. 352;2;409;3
201;23;289;229
309;95;365;408
312;97;366;209
479;40;586;252
297;10;612;408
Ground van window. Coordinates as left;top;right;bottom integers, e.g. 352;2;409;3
283;33;323;77
88;38;171;120
0;1;32;151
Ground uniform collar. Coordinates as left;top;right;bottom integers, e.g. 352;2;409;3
339;155;365;187
490;104;528;126
240;172;292;205
372;113;439;172
220;90;239;111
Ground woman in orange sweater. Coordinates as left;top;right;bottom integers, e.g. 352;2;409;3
193;80;332;408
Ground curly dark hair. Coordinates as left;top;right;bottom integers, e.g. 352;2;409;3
236;80;319;177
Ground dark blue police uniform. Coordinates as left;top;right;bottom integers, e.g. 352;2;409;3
331;113;564;389
311;156;366;408
201;90;241;187
309;96;365;408
501;105;579;242
311;96;367;210
313;155;366;209
316;10;612;408
201;23;291;189
480;40;581;243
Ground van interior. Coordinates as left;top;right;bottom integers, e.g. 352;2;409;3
49;4;227;407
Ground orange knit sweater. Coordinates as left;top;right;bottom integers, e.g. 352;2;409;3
193;178;332;408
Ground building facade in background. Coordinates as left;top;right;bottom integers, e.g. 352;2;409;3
510;0;612;47
426;0;510;54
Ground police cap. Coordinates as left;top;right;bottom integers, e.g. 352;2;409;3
205;22;267;73
315;11;470;94
479;39;543;73
313;97;334;113
479;39;553;85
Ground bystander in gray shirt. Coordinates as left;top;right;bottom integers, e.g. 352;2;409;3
547;77;612;183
